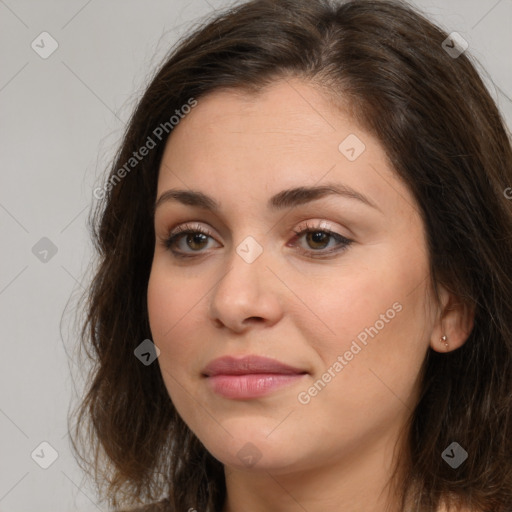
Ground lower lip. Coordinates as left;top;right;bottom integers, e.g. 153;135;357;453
206;373;306;399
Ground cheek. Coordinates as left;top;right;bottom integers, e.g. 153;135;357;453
147;270;174;344
299;245;430;383
292;289;428;441
147;254;202;336
147;266;204;422
147;263;201;370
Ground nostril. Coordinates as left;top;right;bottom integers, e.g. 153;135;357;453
247;316;263;322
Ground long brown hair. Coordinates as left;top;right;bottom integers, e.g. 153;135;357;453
70;1;512;510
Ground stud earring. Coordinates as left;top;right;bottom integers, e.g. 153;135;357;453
440;335;448;349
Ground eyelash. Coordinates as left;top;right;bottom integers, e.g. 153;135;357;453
161;221;353;259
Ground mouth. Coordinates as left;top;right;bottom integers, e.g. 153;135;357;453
202;355;308;400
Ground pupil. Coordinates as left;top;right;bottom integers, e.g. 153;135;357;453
188;233;207;249
309;231;328;248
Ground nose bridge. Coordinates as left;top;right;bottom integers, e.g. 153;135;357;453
216;234;268;302
208;233;281;328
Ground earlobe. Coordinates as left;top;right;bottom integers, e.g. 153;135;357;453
430;288;475;353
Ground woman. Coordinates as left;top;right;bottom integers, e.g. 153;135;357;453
71;0;512;511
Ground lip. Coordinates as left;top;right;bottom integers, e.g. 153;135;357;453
202;355;308;399
202;355;306;376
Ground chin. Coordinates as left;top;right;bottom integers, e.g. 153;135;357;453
196;419;307;472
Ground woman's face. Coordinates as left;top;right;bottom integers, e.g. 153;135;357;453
147;79;439;473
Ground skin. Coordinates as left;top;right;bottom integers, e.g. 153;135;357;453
147;78;474;512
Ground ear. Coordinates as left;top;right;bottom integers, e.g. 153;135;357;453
430;284;475;353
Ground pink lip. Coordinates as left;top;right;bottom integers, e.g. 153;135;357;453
202;355;308;399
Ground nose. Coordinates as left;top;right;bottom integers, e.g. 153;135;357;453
208;243;284;333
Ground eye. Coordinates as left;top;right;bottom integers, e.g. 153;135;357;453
160;221;353;259
161;223;218;258
288;221;353;258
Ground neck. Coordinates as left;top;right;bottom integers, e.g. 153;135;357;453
221;424;409;512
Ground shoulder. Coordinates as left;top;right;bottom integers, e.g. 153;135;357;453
437;504;486;512
118;499;171;512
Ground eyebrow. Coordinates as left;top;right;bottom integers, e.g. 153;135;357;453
154;182;381;214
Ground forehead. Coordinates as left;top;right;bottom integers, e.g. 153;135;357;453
169;80;345;144
156;79;413;220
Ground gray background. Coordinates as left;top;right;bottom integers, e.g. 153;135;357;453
0;0;510;510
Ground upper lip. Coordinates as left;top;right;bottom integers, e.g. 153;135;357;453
202;355;307;377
